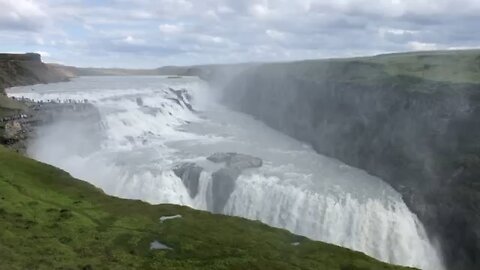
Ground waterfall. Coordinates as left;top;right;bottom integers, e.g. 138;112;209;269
7;76;445;270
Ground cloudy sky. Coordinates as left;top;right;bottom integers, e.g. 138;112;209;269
0;0;479;68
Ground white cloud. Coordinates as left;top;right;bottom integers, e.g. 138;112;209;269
379;27;418;36
408;41;439;51
121;35;145;45
249;3;271;18
266;29;286;41
0;0;48;31
158;24;184;34
35;50;50;58
217;5;234;14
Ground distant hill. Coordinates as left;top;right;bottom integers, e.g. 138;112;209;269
49;62;255;84
49;63;159;77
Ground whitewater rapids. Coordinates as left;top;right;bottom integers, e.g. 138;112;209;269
8;76;444;270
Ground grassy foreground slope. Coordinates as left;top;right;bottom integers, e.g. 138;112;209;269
0;146;412;270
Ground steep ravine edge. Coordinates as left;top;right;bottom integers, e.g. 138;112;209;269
219;55;480;270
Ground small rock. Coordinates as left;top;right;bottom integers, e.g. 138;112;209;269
150;240;172;250
207;152;262;170
4;120;23;139
207;152;235;163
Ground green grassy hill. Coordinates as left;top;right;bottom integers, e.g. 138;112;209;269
291;49;480;84
364;50;480;84
0;146;413;270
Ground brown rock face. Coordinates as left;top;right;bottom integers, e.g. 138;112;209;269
0;53;70;90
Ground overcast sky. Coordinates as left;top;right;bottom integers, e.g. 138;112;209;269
0;0;479;68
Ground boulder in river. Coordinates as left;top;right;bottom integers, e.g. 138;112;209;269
211;167;241;213
136;97;143;106
207;152;263;170
173;162;202;198
207;152;263;213
168;88;194;111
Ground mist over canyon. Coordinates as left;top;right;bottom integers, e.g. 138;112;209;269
7;74;446;270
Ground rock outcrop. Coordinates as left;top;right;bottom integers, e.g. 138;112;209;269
220;52;480;270
208;152;262;213
0;98;100;152
167;88;194;111
173;153;262;212
207;152;263;169
0;53;70;90
0;53;73;151
173;162;203;198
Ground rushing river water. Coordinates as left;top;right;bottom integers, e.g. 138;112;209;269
8;76;444;269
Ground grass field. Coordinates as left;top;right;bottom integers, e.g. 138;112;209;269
363;50;480;84
0;146;413;270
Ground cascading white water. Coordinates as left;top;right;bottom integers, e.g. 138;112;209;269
7;76;444;270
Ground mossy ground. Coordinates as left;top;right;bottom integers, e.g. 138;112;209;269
0;146;414;270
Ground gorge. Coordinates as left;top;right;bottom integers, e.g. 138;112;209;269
218;51;480;270
2;50;480;270
6;74;442;270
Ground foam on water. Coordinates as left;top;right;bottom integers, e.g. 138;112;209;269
7;76;444;270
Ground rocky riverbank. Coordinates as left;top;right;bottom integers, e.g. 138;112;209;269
0;98;99;152
0;53;73;151
219;50;480;270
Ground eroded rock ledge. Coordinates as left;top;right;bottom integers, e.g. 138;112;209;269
173;152;263;213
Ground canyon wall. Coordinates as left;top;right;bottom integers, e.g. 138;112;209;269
220;51;480;270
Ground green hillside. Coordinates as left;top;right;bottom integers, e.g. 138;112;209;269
292;49;480;84
364;50;480;84
0;146;413;270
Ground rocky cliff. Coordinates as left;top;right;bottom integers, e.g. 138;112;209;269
0;53;70;91
220;50;480;270
0;53;71;151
